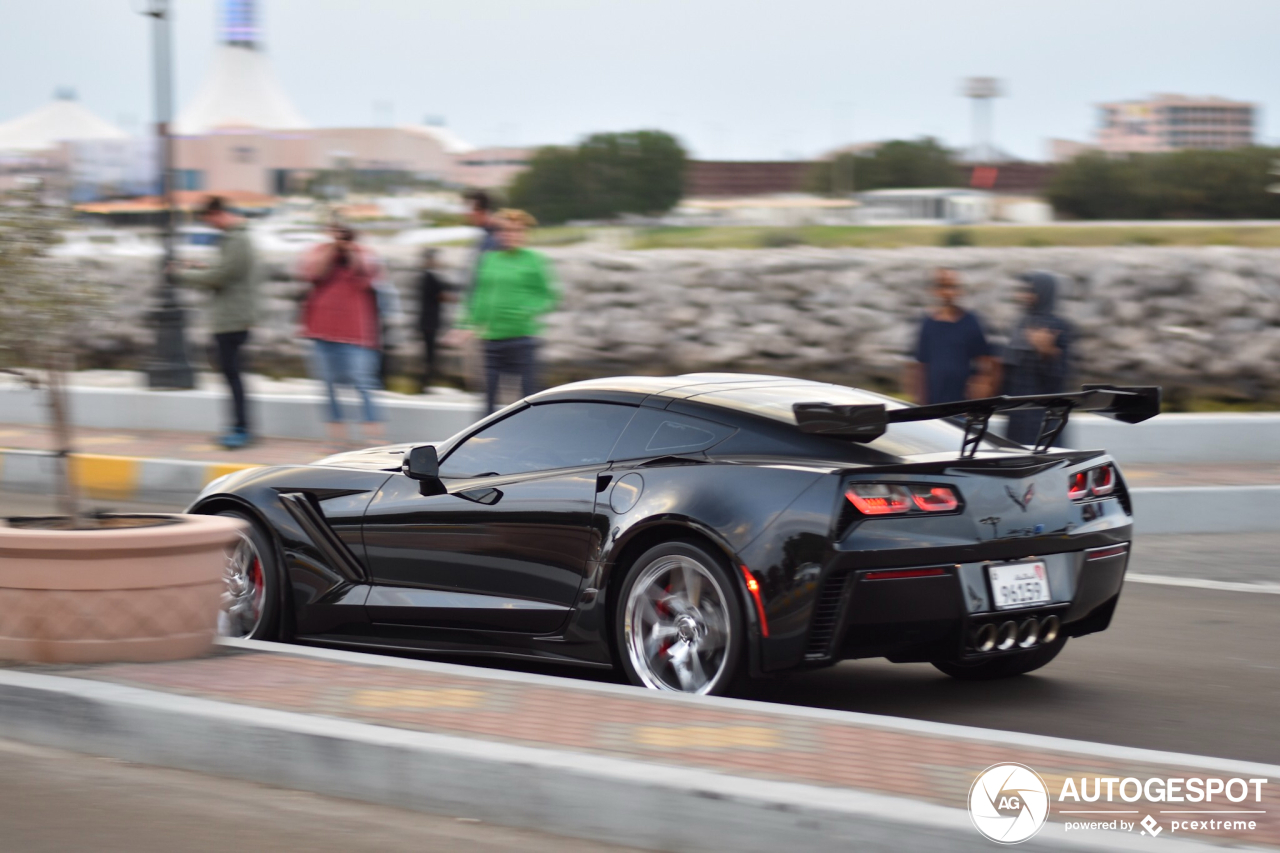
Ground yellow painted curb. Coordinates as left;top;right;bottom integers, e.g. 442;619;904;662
203;462;263;486
68;454;139;500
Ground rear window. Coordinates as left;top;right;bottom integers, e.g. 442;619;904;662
693;384;1003;457
610;408;735;461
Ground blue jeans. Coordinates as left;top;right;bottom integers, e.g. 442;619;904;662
311;340;383;423
483;336;539;415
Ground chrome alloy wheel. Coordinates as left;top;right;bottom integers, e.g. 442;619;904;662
220;531;265;638
624;555;731;694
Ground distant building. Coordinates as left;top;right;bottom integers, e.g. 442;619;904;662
0;89;132;195
450;147;534;190
963;162;1057;195
173;0;308;137
684;161;810;198
1096;94;1255;154
0;89;128;154
854;188;993;225
1;1;496;201
1046;138;1097;163
162;1;470;196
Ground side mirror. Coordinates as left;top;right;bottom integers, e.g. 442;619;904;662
402;445;439;481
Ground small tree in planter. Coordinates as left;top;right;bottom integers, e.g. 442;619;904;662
0;182;245;663
0;181;102;522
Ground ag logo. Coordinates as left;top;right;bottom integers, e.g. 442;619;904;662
969;763;1050;844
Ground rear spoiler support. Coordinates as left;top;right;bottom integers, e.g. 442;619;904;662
794;385;1161;458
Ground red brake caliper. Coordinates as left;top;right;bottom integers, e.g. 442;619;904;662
657;582;672;657
250;558;263;609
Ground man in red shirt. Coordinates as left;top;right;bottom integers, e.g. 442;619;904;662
298;226;385;448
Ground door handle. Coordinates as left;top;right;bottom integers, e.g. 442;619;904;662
595;474;613;494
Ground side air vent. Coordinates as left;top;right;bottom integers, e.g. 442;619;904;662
278;492;368;583
805;570;850;658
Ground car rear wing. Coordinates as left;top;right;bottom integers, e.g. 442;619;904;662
793;385;1161;457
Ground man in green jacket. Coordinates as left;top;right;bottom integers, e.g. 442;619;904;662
174;196;260;448
449;209;558;415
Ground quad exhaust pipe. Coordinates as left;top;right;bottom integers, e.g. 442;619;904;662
970;614;1061;653
974;623;998;653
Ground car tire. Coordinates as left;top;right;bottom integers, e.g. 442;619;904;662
615;540;745;696
217;510;281;640
931;637;1068;681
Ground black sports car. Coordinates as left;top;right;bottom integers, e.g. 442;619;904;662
192;374;1158;695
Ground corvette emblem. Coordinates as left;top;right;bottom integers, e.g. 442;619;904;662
1006;482;1035;511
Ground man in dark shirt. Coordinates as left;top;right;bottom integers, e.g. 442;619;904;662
417;248;451;388
905;268;999;405
1003;271;1073;444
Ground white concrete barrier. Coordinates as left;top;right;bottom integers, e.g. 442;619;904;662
1130;485;1280;535
0;385;483;444
1068;413;1280;465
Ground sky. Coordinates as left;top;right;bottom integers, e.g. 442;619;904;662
2;0;1277;161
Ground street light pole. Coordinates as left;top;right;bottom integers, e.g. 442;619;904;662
143;0;194;390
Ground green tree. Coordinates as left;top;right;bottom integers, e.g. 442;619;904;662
1047;148;1280;219
806;137;963;195
0;183;106;522
508;130;687;224
508;146;585;225
1044;153;1144;219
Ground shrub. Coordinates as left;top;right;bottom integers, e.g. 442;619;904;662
1047;148;1280;220
509;131;687;224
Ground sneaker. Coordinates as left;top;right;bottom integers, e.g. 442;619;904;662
219;428;253;450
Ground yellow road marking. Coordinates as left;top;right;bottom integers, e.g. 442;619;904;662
633;725;780;749
350;688;486;710
203;462;262;485
68;454;139;500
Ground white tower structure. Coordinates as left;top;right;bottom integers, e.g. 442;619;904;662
959;77;1015;163
174;0;309;136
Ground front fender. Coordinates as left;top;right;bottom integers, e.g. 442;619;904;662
189;464;392;635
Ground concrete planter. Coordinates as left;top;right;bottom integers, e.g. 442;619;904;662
0;514;245;664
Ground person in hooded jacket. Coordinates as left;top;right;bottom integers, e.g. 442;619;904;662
1003;271;1073;446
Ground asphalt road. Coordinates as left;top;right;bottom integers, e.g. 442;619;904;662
0;738;636;853
4;491;1278;767
742;582;1280;764
739;531;1280;764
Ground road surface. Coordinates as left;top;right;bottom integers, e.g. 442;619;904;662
3;491;1276;764
0;738;634;853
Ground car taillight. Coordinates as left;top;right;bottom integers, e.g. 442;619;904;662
1067;471;1090;501
1091;464;1115;497
845;484;912;515
845;483;961;517
1069;464;1119;501
911;485;960;512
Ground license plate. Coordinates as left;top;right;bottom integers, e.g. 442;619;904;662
988;561;1051;609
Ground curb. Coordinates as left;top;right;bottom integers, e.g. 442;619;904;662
0;662;1240;853
3;446;1279;532
0;448;260;505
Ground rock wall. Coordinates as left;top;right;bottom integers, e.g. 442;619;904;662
68;245;1280;398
